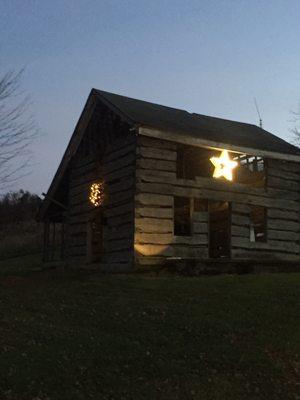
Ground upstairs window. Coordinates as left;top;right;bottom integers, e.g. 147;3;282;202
177;144;266;189
234;155;266;187
174;197;191;236
250;206;267;242
177;145;215;180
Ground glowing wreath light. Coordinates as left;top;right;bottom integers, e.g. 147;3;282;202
210;150;238;181
89;182;105;207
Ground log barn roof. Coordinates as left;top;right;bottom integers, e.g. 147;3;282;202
95;89;300;156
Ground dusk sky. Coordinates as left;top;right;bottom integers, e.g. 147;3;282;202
1;0;300;195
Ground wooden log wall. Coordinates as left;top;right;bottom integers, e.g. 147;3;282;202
67;152;99;264
135;136;300;265
231;158;300;260
67;133;136;271
135;136;209;267
231;159;300;260
101;135;136;271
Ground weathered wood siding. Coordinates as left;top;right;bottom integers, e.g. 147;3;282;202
66;132;136;271
67;153;99;263
231;159;300;260
135;136;300;265
134;136;209;267
101;135;136;271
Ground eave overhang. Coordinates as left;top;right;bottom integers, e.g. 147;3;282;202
139;126;300;163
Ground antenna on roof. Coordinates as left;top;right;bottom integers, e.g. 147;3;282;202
254;97;263;128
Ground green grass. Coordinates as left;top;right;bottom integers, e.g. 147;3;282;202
0;258;299;400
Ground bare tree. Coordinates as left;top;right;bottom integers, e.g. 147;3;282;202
290;103;300;146
0;69;37;187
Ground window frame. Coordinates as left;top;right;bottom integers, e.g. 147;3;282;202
249;205;267;243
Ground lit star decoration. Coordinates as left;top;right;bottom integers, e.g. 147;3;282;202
89;182;105;207
210;150;238;181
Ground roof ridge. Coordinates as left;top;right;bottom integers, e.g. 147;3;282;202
95;88;265;129
94;88;191;113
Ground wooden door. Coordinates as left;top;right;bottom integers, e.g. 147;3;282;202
209;201;231;258
87;210;103;263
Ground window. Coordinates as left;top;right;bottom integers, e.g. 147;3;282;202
174;197;191;236
176;143;266;188
233;155;266;187
177;145;215;180
250;206;267;242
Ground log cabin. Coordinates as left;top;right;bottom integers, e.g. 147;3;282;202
37;89;300;271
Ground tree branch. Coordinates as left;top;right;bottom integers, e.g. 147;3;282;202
0;69;38;187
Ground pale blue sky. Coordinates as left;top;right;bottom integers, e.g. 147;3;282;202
1;0;300;194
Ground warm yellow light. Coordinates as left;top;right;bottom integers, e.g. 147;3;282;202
210;150;238;181
89;182;104;207
134;243;169;256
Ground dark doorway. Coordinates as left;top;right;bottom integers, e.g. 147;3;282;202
174;196;191;236
209;201;231;258
87;210;103;263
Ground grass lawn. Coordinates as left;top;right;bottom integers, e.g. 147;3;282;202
0;256;299;400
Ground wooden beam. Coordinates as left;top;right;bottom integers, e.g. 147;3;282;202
139;126;300;163
42;193;68;210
